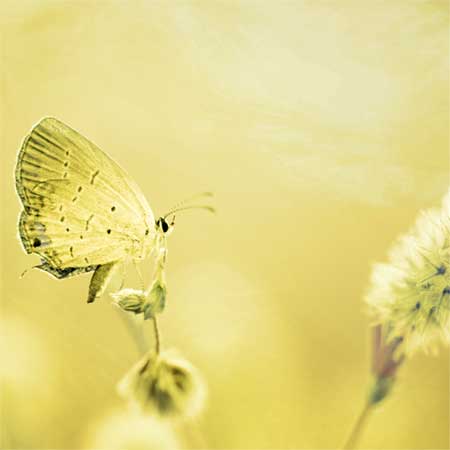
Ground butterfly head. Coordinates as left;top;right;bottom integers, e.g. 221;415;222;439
157;192;215;237
155;216;175;236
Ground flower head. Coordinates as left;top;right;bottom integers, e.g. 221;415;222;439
118;350;206;419
366;190;450;354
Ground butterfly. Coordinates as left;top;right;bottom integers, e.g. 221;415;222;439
15;118;213;304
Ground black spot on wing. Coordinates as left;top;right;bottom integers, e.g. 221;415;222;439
32;234;52;248
90;170;100;185
85;214;94;231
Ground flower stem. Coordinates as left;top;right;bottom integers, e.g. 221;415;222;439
152;316;161;354
342;400;373;449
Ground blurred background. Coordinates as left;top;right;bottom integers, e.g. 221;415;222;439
1;1;448;449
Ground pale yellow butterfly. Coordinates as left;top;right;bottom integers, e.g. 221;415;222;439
15;118;213;303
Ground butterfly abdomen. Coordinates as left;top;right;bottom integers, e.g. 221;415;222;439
87;262;118;303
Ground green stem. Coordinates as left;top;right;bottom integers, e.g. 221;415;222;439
152;315;161;355
342;400;373;449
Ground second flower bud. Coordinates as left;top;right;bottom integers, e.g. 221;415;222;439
111;280;166;320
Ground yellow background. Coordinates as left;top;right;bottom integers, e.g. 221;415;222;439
1;1;448;449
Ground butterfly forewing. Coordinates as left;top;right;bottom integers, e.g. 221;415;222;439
16;118;154;270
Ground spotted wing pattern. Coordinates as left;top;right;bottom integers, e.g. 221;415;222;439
15;118;154;272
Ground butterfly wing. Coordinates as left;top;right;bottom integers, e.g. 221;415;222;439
16;117;155;271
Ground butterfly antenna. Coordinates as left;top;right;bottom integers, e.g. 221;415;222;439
168;192;214;212
163;192;215;219
163;204;215;220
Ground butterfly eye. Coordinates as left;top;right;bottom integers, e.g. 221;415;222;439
156;218;169;233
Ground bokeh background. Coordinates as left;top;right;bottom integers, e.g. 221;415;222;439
1;1;448;449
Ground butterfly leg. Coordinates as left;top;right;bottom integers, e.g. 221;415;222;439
87;261;118;303
133;260;145;291
118;263;127;290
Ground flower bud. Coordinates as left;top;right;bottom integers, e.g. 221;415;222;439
144;281;166;320
118;350;206;419
111;283;167;320
111;289;147;314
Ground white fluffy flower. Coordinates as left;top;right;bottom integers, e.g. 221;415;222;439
366;190;450;354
